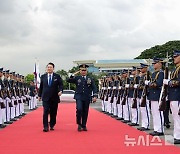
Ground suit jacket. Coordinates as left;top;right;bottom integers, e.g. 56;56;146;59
67;75;97;101
38;73;63;102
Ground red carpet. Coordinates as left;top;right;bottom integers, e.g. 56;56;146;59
0;103;179;154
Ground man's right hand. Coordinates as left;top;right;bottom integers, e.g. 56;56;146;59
73;70;80;76
38;97;42;102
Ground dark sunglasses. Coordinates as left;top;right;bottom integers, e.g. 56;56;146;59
81;69;87;71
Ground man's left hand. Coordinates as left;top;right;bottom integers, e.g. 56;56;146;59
92;97;97;103
58;91;62;96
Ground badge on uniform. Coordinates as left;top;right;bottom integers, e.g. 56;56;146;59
78;79;81;83
87;78;91;85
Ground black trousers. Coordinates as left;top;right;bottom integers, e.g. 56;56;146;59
76;99;90;128
43;100;58;128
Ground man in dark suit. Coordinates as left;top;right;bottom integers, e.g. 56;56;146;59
67;64;97;132
38;62;63;132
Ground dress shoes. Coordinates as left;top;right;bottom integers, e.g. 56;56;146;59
137;127;150;131
50;127;54;131
149;131;164;136
82;127;87;131
174;139;180;144
122;120;131;123
128;123;139;126
43;128;49;132
77;125;82;132
4;121;13;124
116;118;124;120
0;124;6;128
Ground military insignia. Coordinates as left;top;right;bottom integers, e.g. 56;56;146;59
54;78;57;81
87;78;91;84
78;79;81;83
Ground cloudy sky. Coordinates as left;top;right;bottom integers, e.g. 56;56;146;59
0;0;180;75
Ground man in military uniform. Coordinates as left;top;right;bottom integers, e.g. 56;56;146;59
145;58;164;136
29;81;36;110
3;70;13;124
67;64;97;131
137;63;151;131
128;66;140;126
163;50;180;144
0;68;6;128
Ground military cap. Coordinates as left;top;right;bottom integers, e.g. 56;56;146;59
152;57;163;64
79;64;89;69
5;70;10;74
173;50;180;57
0;68;3;73
132;66;137;71
10;71;15;75
122;69;128;74
140;63;148;69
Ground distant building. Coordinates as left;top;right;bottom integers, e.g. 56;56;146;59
73;59;153;74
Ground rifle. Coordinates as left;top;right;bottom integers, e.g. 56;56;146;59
110;84;116;103
159;63;169;111
140;70;150;107
105;81;110;101
132;74;139;108
122;70;130;105
116;80;122;104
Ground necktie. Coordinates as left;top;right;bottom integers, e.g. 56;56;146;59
49;75;52;86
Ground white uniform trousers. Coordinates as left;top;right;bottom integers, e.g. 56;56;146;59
170;101;180;140
5;98;11;122
123;98;131;121
107;97;113;114
101;100;105;111
20;97;25;114
104;100;108;112
16;97;20;116
151;101;164;133
10;97;16;119
131;98;140;124
117;98;123;118
140;100;151;129
113;97;118;116
0;98;4;124
34;95;37;108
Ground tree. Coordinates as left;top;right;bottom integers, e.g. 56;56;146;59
135;40;180;59
25;74;34;85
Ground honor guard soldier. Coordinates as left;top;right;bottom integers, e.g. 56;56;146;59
9;71;17;121
137;63;151;131
67;64;97;131
146;58;164;136
0;67;6;128
128;66;140;126
3;70;13;124
118;70;128;121
29;81;36;110
122;69;131;123
163;50;180;144
111;75;119;117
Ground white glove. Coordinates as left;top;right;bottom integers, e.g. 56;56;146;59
145;80;150;85
113;86;116;90
108;87;111;89
163;79;170;85
134;84;138;89
118;86;122;90
125;84;129;88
